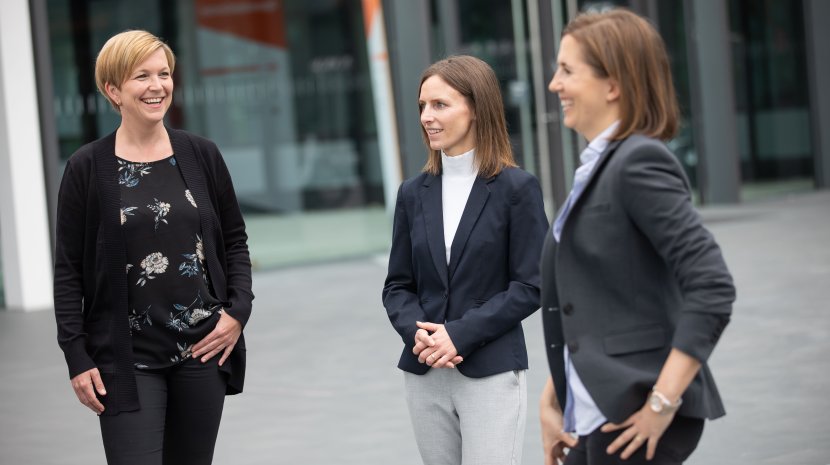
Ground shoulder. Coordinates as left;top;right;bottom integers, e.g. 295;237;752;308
614;134;678;166
492;166;541;195
398;172;431;198
170;128;220;154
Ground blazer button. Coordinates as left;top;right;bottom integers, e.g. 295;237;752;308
548;307;558;312
563;303;574;315
567;341;579;353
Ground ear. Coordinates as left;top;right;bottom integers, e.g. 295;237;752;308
104;82;121;106
606;78;621;103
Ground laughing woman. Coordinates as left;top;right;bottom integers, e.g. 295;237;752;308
538;9;735;465
383;55;548;465
53;30;253;465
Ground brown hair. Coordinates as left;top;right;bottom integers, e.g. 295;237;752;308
95;30;176;111
563;8;679;141
418;55;517;177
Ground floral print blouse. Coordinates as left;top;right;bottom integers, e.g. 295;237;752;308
119;155;222;369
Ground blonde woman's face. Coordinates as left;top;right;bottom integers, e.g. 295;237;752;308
419;75;476;157
549;35;619;141
107;48;173;126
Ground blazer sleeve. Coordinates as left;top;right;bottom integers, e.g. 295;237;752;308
382;184;427;345
444;175;548;357
53;157;97;378
620;141;735;363
208;141;254;327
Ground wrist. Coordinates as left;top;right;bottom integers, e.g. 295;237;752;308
648;387;682;415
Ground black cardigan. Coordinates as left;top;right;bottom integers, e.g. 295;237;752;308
54;127;254;414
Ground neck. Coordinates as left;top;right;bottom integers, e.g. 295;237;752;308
115;120;171;162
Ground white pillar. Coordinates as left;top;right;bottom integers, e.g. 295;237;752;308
0;0;54;311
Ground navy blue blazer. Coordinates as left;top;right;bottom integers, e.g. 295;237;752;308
383;167;548;377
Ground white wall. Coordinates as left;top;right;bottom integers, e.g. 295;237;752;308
0;0;54;311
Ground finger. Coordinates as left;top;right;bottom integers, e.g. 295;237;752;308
83;382;105;413
192;333;217;356
600;420;629;433
194;336;224;358
413;341;427;355
200;345;224;363
426;351;441;366
451;356;463;365
606;428;637;455
416;321;439;332
646;436;658;460
559;431;578;448
91;369;107;396
418;348;435;364
620;433;645;460
218;344;234;366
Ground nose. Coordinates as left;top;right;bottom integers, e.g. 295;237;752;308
148;74;162;89
548;71;562;93
420;106;434;126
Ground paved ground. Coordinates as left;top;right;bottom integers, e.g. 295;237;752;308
1;190;828;465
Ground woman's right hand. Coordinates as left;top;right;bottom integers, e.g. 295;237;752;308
70;368;106;414
540;377;577;465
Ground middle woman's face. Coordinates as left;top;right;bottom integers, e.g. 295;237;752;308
419;76;476;157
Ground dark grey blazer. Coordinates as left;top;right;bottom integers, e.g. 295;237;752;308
541;134;735;423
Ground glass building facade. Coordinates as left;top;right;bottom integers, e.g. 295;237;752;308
0;0;828;309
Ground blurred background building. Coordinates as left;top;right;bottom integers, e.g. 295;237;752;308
1;0;828;311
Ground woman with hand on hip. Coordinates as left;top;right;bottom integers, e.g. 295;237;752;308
383;55;548;465
538;9;735;465
53;30;253;465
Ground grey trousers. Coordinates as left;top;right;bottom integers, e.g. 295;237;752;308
404;368;527;465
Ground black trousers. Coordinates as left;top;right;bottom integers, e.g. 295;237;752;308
564;415;705;465
99;357;228;465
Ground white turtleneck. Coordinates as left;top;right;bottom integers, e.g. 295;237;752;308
441;148;477;264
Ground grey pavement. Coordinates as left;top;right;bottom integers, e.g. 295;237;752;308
1;191;828;465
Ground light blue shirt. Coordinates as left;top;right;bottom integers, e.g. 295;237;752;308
554;121;619;435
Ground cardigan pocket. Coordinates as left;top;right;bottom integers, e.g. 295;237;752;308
603;325;666;355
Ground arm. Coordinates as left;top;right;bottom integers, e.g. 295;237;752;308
192;142;252;364
382;184;427;345
53;157;107;413
443;176;549;357
604;141;735;459
53;159;96;378
540;376;578;465
619;142;734;362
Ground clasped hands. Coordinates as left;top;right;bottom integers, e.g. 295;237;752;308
412;321;463;368
70;311;241;414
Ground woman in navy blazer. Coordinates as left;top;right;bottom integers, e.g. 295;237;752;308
383;55;548;465
538;9;735;465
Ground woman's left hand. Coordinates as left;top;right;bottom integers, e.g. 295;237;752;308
415;321;459;368
192;310;242;366
601;402;675;460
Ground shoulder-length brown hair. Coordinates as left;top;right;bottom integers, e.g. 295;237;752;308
563;8;679;141
419;55;517;177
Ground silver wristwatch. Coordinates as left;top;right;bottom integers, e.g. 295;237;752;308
648;388;682;415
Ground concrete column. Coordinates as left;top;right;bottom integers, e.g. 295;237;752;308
684;0;741;204
383;0;431;179
0;0;54;310
804;0;830;188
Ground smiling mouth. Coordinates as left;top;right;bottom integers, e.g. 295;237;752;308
142;97;164;105
426;128;442;135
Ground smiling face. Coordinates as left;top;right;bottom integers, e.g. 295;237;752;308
548;34;619;141
419;75;477;156
106;48;173;127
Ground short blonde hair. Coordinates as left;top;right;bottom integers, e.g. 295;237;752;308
563;9;679;141
419;55;517;178
94;30;176;111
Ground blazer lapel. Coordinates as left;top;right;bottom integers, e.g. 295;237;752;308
570;139;622;212
419;174;449;287
448;176;491;281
